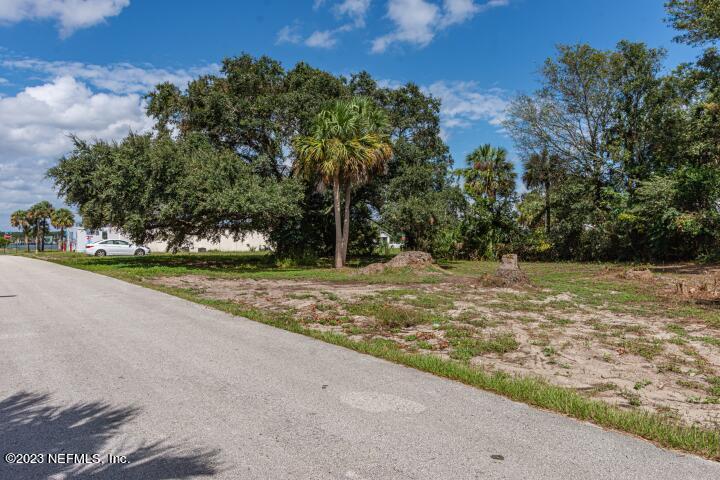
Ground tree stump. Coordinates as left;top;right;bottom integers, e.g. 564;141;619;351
494;254;528;286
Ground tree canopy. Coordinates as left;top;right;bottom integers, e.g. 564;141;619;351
47;6;720;263
666;0;720;45
49;133;303;249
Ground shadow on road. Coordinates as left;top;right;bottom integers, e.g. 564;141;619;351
0;391;221;479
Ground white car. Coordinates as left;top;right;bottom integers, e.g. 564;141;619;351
85;240;151;257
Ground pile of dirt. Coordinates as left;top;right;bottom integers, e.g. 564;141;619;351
493;254;529;286
622;269;654;282
358;251;434;275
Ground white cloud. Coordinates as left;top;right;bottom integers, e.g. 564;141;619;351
0;60;214;229
276;24;302;45
334;0;371;27
280;0;372;50
425;80;509;138
376;78;405;89
372;0;438;53
2;58;219;94
305;30;338;48
366;77;509;138
0;75;152;229
0;76;151;156
372;0;508;53
0;0;130;37
439;0;478;28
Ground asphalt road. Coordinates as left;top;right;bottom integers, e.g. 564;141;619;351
0;255;718;479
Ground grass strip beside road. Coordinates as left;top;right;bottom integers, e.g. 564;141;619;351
33;253;720;461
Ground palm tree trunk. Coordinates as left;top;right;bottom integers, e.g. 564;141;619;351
35;220;40;253
24;232;29;252
341;181;352;265
333;173;343;269
545;181;551;235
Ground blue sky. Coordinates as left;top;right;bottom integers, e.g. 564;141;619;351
0;0;702;230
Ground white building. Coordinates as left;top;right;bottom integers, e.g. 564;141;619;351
147;231;268;253
68;226;269;253
379;230;402;249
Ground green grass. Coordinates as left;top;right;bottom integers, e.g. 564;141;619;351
619;338;665;360
24;251;720;460
448;333;520;360
416;340;433;350
345;300;448;329
27;251;445;284
634;380;652;391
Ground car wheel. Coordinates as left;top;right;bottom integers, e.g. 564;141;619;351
95;249;106;257
134;249;145;256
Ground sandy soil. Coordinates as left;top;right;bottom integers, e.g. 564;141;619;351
155;270;720;428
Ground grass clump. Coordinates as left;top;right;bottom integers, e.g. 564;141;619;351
634;380;652;390
449;333;519;360
542;346;557;357
620;338;665;360
708;377;720;397
345;301;446;329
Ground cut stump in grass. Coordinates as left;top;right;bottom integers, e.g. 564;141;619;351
494;254;529;286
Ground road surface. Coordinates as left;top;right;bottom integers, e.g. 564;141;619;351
0;255;718;479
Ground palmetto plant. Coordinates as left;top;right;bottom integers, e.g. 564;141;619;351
28;201;54;252
293;97;392;268
522;148;564;234
464;144;516;205
10;210;32;252
51;208;75;251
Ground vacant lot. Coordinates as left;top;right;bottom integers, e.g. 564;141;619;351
34;252;720;456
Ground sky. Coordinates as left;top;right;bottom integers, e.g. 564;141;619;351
0;0;703;230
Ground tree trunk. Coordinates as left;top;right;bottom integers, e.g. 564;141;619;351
35;220;40;253
332;173;343;268
544;181;551;235
341;181;352;265
24;233;29;252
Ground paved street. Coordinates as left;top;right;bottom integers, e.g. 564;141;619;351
0;255;718;479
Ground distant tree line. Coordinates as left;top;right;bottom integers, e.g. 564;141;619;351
47;1;720;262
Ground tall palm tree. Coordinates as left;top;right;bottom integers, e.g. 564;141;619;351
28;201;54;252
10;210;32;252
522;148;563;234
464;144;516;205
51;208;75;251
294;97;392;268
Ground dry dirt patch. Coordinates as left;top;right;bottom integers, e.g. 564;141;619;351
624;265;720;305
153;272;720;428
157;275;392;316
